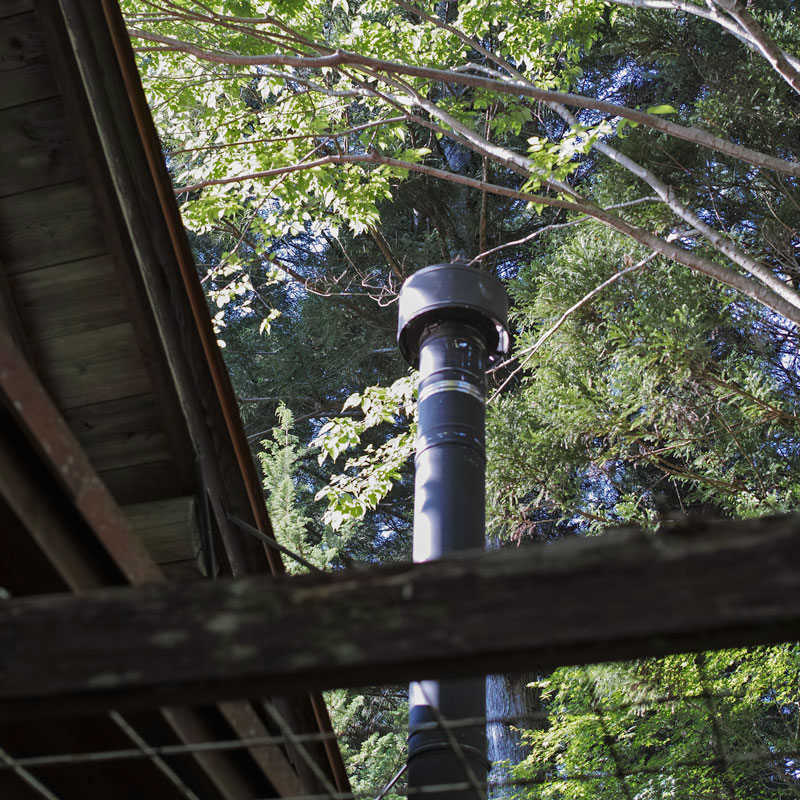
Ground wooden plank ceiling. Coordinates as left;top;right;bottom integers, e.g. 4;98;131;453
0;1;348;798
0;2;188;515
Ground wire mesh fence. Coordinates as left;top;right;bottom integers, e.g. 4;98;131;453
2;646;799;800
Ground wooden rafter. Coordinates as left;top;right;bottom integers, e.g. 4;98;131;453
0;325;161;584
0;325;311;796
1;513;799;719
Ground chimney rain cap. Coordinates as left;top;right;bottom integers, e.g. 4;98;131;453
397;263;509;368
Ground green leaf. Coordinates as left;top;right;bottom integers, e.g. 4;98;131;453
646;104;678;115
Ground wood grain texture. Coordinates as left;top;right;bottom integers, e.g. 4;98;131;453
68;0;280;577
32;0;204;528
0;181;105;273
0;1;35;21
122;496;199;565
9;255;127;341
99;459;191;507
0;3;324;795
29;321;152;410
0;326;162;586
0;13;55;110
0;95;80;196
0;325;275;797
1;514;799;718
62;393;170;473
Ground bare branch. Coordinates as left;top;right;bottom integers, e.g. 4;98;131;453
169;116;406;154
710;0;800;94
467;197;660;265
247;409;364;440
607;0;800;84
370;227;406;280
382;0;800;311
550;102;800;312
357;65;575;196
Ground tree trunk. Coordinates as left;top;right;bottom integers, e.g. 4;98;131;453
487;673;542;798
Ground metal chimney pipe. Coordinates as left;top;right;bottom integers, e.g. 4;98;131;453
397;264;509;800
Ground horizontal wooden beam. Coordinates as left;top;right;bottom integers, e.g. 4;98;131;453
1;513;800;719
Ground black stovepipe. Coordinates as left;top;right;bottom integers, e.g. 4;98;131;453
397;264;509;800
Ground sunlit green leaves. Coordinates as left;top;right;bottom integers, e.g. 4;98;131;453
315;430;414;529
646;104;678;115
456;0;605;88
513;646;800;800
313;376;416;528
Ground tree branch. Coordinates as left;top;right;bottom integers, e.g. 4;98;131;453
369;226;405;281
489;252;660;400
169;116;406;155
127;27;800;179
607;0;800;86
550;103;800;312
378;2;800;312
174;151;800;326
467;197;660;265
710;0;800;94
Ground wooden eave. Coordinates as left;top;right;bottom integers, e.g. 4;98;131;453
0;1;347;797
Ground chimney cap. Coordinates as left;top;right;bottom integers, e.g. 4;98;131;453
397;263;509;368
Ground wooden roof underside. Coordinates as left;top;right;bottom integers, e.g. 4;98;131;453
0;1;347;797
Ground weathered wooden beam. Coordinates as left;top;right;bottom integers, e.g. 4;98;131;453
0;418;117;593
46;0;276;577
121;496;199;566
1;514;799;719
0;325;162;585
29;0;346;791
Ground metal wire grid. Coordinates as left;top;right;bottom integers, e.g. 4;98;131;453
220;514;800;797
0;743;61;800
2;685;798;800
0;710;210;800
109;711;203;800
